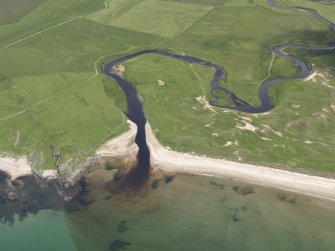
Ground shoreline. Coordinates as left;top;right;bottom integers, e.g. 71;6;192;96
0;156;32;181
145;122;335;201
1;121;335;201
0;120;138;183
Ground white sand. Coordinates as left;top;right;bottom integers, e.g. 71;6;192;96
145;123;335;201
0;156;32;181
96;120;138;157
2;120;335;202
0;121;138;181
95;120;139;169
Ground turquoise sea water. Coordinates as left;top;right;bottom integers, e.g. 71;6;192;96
0;210;77;251
1;168;335;251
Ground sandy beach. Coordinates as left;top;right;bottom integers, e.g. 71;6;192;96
95;120;139;169
145;123;335;201
1;121;334;201
0;156;32;181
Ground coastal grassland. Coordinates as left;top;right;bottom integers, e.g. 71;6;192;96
0;0;159;170
170;3;335;106
85;0;213;38
270;55;300;79
0;19;158;76
0;0;334;175
121;49;335;175
276;0;335;23
0;0;42;25
0;73;128;170
159;0;227;5
0;0;106;48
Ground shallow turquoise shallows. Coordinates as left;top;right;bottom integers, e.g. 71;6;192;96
0;210;77;251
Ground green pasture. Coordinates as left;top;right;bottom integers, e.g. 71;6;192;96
171;3;335;106
86;0;213;38
0;0;334;174
0;73;127;171
0;0;42;25
276;0;335;23
122;50;335;175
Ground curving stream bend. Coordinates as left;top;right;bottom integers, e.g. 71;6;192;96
103;0;335;181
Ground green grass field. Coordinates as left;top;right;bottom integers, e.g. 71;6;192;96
122;49;335;175
0;0;334;175
276;0;335;23
86;0;213;38
0;0;42;25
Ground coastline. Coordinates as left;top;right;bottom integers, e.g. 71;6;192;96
1;121;335;201
0;120;138;182
145;122;335;201
0;156;32;181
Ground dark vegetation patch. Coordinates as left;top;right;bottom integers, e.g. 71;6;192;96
160;0;228;5
232;185;254;196
151;176;175;190
0;74;13;91
117;220;129;233
210;180;225;190
103;75;128;113
109;240;131;251
151;179;160;190
0;0;43;25
276;193;297;204
227;205;248;222
164;175;174;184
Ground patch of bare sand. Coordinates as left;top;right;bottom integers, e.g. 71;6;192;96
236;120;258;132
304;70;334;88
146;122;335;201
0;156;32;181
95;120;139;168
196;96;217;114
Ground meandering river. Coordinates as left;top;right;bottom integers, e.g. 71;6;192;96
103;0;335;183
1;1;335;250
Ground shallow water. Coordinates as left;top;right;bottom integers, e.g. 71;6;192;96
0;169;334;251
0;210;77;251
64;168;335;251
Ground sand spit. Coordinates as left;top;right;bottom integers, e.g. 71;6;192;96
96;120;138;168
145;123;335;201
0;156;32;181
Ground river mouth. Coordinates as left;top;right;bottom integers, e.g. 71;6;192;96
1;0;335;249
